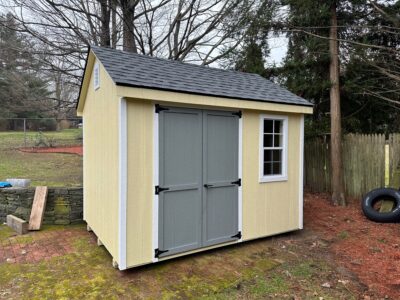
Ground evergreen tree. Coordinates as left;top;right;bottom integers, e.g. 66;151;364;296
279;0;332;135
0;13;50;118
280;0;399;135
341;1;400;133
223;0;278;76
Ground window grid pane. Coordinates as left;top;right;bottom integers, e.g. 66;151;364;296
262;118;284;176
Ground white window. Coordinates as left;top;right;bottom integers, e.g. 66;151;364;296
259;115;288;182
93;62;100;90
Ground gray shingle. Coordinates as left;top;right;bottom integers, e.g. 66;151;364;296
90;46;312;107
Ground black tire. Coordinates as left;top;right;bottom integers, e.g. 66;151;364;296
361;188;400;223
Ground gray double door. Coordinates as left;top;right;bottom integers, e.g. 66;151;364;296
157;106;240;258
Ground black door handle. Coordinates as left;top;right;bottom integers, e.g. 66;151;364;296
204;184;213;188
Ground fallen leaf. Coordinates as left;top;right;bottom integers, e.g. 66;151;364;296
321;282;331;288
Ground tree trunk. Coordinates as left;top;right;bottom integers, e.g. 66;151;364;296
111;0;117;48
99;0;111;47
120;0;137;53
329;1;346;206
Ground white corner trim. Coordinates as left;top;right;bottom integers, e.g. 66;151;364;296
152;105;159;262
299;115;304;229
238;117;243;242
118;97;127;270
82;119;86;221
259;114;289;183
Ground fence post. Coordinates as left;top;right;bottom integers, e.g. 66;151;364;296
385;142;390;188
23;118;27;148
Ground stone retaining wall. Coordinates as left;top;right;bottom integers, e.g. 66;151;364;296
0;187;83;225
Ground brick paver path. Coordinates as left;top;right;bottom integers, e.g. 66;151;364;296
0;227;93;264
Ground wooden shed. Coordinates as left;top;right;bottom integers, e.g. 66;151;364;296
76;46;313;270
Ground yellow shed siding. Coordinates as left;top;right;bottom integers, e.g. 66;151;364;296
242;111;301;240
123;98;303;268
126;99;154;266
82;59;120;262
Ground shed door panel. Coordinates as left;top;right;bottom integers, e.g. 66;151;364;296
203;111;239;246
158;107;239;257
158;108;202;256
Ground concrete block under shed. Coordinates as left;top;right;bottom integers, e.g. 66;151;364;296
6;214;28;235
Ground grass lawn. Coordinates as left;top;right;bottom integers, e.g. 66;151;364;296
0;129;82;187
0;224;359;300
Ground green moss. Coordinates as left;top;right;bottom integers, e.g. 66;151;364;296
290;261;316;278
9;235;34;245
162;256;280;299
0;225;357;299
255;258;279;272
338;231;349;239
249;274;289;296
54;197;71;215
0;263;22;286
0;239;137;299
0;225;16;241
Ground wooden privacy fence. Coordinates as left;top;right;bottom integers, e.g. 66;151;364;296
304;134;400;199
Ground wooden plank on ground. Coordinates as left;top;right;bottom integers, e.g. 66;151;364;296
28;186;48;230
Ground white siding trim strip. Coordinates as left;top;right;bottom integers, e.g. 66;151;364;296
118;97;127;270
82;119;86;221
299;115;304;229
238;116;243;242
152;106;159;262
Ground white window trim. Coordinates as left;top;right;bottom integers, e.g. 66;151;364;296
259;114;288;183
94;62;100;90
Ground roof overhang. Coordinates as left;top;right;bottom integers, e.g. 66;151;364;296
76;49;96;116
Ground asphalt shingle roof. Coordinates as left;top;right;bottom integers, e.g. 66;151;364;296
90;46;312;107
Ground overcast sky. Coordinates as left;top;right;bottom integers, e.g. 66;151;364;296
269;35;288;66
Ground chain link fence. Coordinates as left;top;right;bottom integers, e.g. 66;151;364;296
0;118;83;149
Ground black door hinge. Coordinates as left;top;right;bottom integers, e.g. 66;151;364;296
155;185;170;195
155;104;169;113
231;231;242;239
155;248;169;258
231;178;241;186
232;111;242;118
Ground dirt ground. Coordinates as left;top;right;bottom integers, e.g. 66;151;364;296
304;192;400;299
0;193;398;299
19;145;83;156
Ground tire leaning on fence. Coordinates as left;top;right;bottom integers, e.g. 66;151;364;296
361;188;400;223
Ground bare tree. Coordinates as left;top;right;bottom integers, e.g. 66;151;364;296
0;0;261;111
